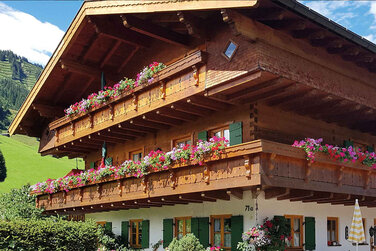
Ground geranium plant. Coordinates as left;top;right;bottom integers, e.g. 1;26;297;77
237;217;291;251
31;137;228;194
292;138;376;168
64;62;165;117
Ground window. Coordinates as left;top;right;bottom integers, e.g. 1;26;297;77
96;221;106;227
285;215;303;248
172;136;192;149
222;40;238;61
130;219;143;248
327;217;339;245
130;150;143;162
210;126;230;142
175;217;192;239
211;215;232;250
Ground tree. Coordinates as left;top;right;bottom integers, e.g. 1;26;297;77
0;185;44;220
0;150;6;182
0;106;10;130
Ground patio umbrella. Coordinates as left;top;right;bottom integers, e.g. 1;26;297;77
348;199;365;251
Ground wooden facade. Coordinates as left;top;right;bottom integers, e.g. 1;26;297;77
9;0;376;219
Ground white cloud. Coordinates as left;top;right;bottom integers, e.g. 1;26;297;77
364;34;376;43
0;2;64;65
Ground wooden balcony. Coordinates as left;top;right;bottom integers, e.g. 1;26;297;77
40;50;213;156
37;139;376;214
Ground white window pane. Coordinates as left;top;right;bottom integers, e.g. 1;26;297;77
224;233;231;247
214;233;221;246
224;129;230;141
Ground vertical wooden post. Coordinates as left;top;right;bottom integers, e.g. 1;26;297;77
160;81;166;99
204;165;210;184
132;94;138;111
118;180;123;196
192;65;199;86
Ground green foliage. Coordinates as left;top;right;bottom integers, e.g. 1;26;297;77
0;185;43;220
0;50;43;90
168;234;205;251
0;149;6;182
0;79;28;110
0;217;100;251
0;106;10;130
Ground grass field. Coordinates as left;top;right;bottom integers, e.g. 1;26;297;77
0;134;84;193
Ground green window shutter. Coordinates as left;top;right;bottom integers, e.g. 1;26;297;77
163;218;173;248
89;162;95;169
198;217;209;248
229;122;242;146
344;140;354;148
198;130;208;142
231;215;243;251
305;217;316;250
104;222;112;233
141;220;150;249
105;157;113;166
367;146;374;152
121;221;129;246
191;217;199;237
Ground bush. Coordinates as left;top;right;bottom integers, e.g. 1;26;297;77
0;150;6;182
0;217;100;251
0;185;43;220
168;234;205;251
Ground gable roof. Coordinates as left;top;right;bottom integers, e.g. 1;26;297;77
9;0;376;137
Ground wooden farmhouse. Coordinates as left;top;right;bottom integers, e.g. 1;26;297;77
9;0;376;250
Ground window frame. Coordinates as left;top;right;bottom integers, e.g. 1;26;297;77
209;125;230;141
96;221;106;227
129;219;143;248
327;217;339;245
222;40;239;61
284;215;304;249
129;148;144;162
171;135;193;149
210;214;232;250
175;216;192;239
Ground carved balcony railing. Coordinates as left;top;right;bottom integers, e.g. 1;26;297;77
40;50;207;155
36;139;376;213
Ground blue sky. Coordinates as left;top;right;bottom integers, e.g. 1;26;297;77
0;1;375;65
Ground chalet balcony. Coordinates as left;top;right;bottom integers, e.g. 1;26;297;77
36;139;376;214
40;50;213;156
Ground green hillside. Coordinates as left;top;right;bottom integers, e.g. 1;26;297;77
0;135;84;193
0;50;43;130
0;50;42;90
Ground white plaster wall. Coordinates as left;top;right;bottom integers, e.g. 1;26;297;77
257;192;376;251
87;191;255;250
86;190;376;251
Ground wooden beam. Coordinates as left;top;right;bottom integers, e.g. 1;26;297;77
264;187;289;200
302;192;333;203
186;96;229;111
88;134;124;144
71;77;95;102
60;59;120;82
264;19;306;31
156;108;198;122
179;193;215;202
118;122;156;134
89;16;151;48
249;8;285;21
130;118;169;130
117;47;139;74
201;191;230;201
97;131;135;141
107;127;145;138
142;113;183;126
171;103;212;117
226;77;288;101
227;188;243;199
177;11;206;39
121;14;190;46
32;104;64;118
100;40;122;68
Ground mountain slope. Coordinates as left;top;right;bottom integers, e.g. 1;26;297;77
0;50;43;130
0;135;83;193
0;50;42;90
